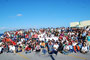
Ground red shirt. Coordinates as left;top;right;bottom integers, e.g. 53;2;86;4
65;36;69;41
15;31;18;35
34;34;38;38
25;47;31;51
25;34;29;38
59;36;63;40
12;41;16;45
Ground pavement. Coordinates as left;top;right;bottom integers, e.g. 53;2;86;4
0;51;90;60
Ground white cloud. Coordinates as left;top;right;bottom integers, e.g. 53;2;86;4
16;14;22;16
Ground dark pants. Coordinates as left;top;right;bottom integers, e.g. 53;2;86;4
0;49;3;54
36;49;40;52
16;49;22;53
82;36;86;42
49;50;58;55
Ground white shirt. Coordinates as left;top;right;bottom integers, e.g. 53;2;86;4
53;44;59;51
1;36;4;39
39;37;44;41
9;45;15;51
81;46;88;52
63;37;66;41
7;32;10;37
45;37;50;42
53;37;58;42
0;42;3;45
0;47;3;52
17;41;22;45
86;27;90;31
69;45;73;49
64;45;69;50
71;32;75;35
21;38;25;42
72;42;77;46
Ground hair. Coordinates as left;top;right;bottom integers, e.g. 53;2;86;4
82;43;86;46
28;45;31;48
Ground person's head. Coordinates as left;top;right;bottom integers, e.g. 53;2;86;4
42;41;44;43
83;43;86;47
28;45;31;48
11;44;13;46
85;40;88;42
80;40;83;43
88;31;90;35
49;41;52;45
55;42;58;45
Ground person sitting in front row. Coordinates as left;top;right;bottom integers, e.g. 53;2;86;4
0;45;3;54
81;43;88;54
9;44;15;53
35;43;41;52
25;44;32;54
62;44;69;55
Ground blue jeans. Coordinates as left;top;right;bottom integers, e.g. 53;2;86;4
87;46;89;51
42;49;47;54
25;50;31;54
8;50;14;53
69;49;73;52
16;49;22;53
62;50;69;55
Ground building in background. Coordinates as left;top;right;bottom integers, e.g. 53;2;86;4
70;20;90;28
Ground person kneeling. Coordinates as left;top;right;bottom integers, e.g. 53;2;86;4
35;43;41;52
53;42;59;55
0;45;3;54
81;43;88;54
62;44;69;55
9;44;15;53
25;44;32;54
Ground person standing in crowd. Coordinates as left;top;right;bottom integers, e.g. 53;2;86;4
48;41;54;55
82;30;87;42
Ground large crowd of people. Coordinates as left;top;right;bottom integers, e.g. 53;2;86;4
0;26;90;55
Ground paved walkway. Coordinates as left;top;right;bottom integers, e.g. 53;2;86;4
0;51;90;60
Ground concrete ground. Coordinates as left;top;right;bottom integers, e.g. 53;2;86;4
0;51;90;60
